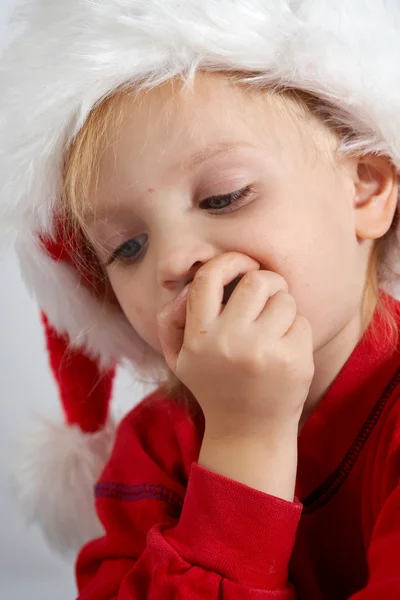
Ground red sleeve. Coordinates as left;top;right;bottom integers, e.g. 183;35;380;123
75;389;302;599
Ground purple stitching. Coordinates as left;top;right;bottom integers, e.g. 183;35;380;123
95;482;183;512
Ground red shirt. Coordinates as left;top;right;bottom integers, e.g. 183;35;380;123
76;297;400;599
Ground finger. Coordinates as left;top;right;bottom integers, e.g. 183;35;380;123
254;290;297;337
284;314;314;356
220;270;289;325
283;315;315;389
156;285;190;372
184;252;260;339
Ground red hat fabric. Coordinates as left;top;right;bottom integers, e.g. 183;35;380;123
41;313;115;434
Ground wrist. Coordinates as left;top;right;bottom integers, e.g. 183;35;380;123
198;427;298;501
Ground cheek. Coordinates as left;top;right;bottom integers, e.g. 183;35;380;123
246;197;357;341
111;280;163;353
278;232;360;347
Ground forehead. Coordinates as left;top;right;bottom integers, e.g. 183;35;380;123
98;74;306;178
90;73;339;217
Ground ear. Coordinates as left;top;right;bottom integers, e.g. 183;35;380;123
354;155;398;240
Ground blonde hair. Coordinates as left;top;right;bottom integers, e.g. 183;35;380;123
61;75;399;402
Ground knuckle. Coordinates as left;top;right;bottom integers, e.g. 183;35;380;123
278;341;314;382
295;314;306;325
242;270;265;287
271;272;288;289
277;346;304;376
193;267;210;285
239;342;266;372
277;289;296;307
247;354;265;374
241;270;289;294
183;336;203;355
215;334;234;360
279;348;296;371
296;315;312;335
261;271;288;293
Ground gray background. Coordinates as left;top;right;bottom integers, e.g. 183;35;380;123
0;2;150;597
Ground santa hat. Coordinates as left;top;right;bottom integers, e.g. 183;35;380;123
1;0;400;555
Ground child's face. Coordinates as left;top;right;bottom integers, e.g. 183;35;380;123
88;73;373;357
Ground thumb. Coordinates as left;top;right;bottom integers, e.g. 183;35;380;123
156;285;190;373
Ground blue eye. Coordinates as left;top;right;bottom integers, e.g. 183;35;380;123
107;233;148;266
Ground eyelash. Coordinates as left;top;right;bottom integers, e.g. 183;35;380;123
106;185;254;266
200;184;254;213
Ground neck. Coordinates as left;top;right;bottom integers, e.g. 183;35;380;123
299;309;368;430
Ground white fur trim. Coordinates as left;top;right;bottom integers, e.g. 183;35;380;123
1;0;400;364
11;419;117;555
16;233;166;373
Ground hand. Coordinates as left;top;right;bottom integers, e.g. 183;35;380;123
157;252;314;441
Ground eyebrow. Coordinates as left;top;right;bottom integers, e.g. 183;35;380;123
181;141;257;170
87;141;257;226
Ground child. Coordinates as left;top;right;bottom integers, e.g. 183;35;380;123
1;0;400;598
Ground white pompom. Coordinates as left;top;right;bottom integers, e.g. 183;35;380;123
11;419;116;556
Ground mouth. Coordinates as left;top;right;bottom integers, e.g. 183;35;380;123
222;275;243;305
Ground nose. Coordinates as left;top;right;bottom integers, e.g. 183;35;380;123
156;240;217;292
